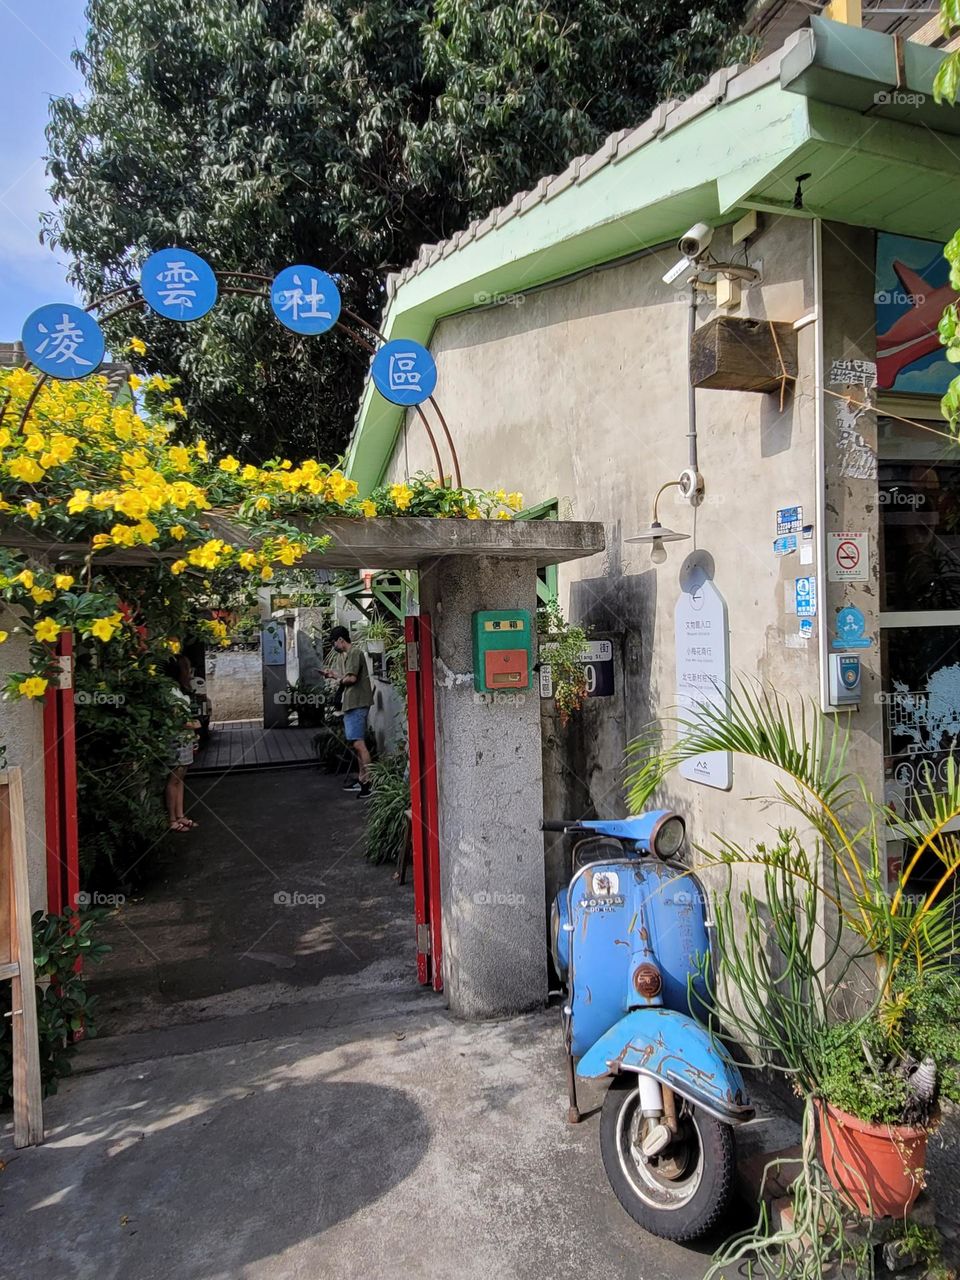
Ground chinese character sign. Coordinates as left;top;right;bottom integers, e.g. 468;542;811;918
141;248;218;321
371;339;437;406
21;304;106;380
270;266;341;335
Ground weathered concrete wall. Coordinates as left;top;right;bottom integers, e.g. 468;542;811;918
204;649;262;722
388;217;821;890
0;607;47;911
418;555;547;1017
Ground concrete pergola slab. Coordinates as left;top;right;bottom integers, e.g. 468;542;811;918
1;516;604;572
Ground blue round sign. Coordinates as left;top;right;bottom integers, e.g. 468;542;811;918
21;304;105;380
270;266;341;335
371;340;437;406
140;248;218;321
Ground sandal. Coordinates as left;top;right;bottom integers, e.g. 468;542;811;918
180;817;199;829
169;818;191;832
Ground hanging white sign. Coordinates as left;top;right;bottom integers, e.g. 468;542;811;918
674;578;732;791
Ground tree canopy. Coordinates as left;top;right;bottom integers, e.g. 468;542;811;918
44;0;752;461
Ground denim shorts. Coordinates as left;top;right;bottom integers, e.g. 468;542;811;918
343;706;369;742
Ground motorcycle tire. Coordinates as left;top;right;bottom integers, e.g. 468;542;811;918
599;1075;734;1243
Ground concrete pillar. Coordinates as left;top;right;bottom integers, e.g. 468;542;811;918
418;555;547;1018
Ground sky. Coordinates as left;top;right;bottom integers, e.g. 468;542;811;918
0;0;88;340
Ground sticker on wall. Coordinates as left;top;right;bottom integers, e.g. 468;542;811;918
827;531;869;582
799;545;813;565
795;576;817;618
774;534;797;556
777;506;803;535
829;359;877;388
675;576;731;791
833;605;872;650
799;618;814;640
834;390;877;481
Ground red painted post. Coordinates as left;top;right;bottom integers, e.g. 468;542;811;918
405;616;430;985
417;613;443;993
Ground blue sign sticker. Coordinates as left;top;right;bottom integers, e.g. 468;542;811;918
140;248;218;321
799;618;814;639
795;575;817;618
777;506;803;535
774;534;797;557
371;339;437;405
270;266;341;335
832;605;872;649
21;304;105;380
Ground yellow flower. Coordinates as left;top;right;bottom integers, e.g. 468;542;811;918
91;533;112;550
359;499;377;518
16;569;34;589
8;456;44;483
128;337;147;356
241;464;258;482
275;544;298;566
34;618;62;643
24;434;45;454
22;501;41;519
169;524;187;541
168;398;187;419
167;446;191;472
166;638;181;653
494;489;507;502
67;490;91;514
506;492;524;511
137;519;159;543
128;374;142;392
5;368;33;398
496;510;512;520
90;614;121;642
48;434;78;463
218;456;240;473
31;586;55;604
170;560;188;576
195;438;208;461
0;428;11;447
465;505;482;520
18;676;48;700
238;551;257;570
260;565;274;581
389;482;413;511
0;631;8;644
54;575;75;590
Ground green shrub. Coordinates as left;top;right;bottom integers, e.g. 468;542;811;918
365;752;409;865
0;909;110;1108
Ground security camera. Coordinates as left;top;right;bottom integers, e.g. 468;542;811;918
677;222;714;260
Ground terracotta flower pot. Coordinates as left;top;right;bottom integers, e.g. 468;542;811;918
816;1100;929;1218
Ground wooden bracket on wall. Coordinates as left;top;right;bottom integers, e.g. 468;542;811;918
689;315;798;398
1;767;44;1147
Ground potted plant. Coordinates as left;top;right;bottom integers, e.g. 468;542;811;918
360;617;396;679
536;599;589;725
627;683;960;1230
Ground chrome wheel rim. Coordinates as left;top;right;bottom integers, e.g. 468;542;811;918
615;1087;704;1210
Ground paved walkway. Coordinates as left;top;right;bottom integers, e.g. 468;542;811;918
1;769;760;1280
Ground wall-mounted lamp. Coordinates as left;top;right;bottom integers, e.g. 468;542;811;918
627;469;702;566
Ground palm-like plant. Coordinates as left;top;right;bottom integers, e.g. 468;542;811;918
626;680;960;996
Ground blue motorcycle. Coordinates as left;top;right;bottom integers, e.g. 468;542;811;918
544;810;753;1242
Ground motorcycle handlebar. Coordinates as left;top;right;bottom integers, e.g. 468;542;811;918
540;820;586;834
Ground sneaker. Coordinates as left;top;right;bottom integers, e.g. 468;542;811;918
342;778;361;792
357;782;373;798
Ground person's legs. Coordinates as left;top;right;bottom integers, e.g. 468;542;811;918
166;767;187;829
343;708;372;789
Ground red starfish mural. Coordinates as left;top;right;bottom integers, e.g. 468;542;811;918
876;260;960;390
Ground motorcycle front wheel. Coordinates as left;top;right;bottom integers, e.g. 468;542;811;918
599;1076;734;1242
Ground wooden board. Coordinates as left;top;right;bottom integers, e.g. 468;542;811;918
690;315;798;394
0;782;11;968
1;768;44;1147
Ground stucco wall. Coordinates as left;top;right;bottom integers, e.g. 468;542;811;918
386;216;823;874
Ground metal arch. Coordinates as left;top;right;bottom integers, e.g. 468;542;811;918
5;271;464;489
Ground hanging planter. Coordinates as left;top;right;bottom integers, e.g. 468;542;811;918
816;1100;931;1218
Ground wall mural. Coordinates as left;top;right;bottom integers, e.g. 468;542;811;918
875;232;960;395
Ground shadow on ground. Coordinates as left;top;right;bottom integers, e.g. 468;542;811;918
88;767;414;1035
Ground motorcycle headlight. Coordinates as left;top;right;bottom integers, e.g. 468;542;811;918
652;813;685;861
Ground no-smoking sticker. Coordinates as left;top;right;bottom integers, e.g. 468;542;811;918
827;531;869;582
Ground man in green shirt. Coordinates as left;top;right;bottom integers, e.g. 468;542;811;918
324;626;374;797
